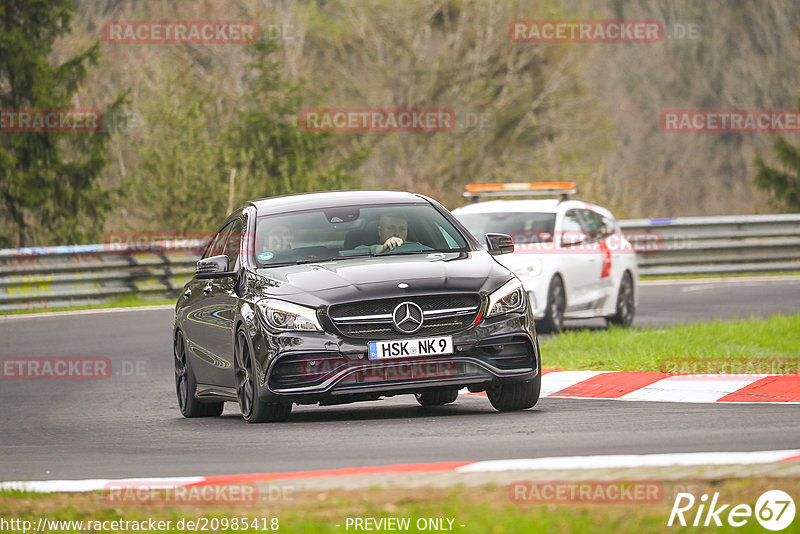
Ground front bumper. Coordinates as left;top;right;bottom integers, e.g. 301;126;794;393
252;309;539;404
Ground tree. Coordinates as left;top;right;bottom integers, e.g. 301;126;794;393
0;0;120;247
226;42;368;203
753;136;800;212
126;71;228;233
126;40;368;234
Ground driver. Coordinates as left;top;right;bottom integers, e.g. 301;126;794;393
355;213;429;255
375;214;408;253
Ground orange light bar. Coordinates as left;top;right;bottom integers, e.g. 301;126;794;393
464;182;577;197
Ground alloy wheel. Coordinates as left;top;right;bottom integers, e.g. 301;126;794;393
235;332;255;417
174;334;189;411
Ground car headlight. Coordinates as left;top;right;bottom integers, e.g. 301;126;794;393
486;278;526;317
512;259;543;278
257;299;322;332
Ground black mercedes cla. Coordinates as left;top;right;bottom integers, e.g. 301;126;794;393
173;191;541;422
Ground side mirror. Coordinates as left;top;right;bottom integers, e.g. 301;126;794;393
486;233;514;255
196;255;236;279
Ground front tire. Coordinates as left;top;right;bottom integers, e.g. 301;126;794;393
607;271;635;327
174;332;223;418
235;328;292;423
487;373;541;412
415;389;459;406
539;275;565;334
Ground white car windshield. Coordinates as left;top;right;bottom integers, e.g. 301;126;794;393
456;212;556;244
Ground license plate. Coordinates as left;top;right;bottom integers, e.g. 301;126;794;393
368;336;453;360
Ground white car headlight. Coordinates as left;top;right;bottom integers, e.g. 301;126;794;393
486;278;526;317
257;299;322;332
512;259;543;278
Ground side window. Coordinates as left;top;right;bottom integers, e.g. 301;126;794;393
210;224;233;258
580;210;604;241
223;219;242;269
202;226;230;260
561;210;586;246
438;225;459;248
562;210;583;232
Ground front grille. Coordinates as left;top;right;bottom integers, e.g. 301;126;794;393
328;294;481;339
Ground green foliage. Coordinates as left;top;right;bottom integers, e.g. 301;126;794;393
753;137;800;212
8;0;800;246
127;41;368;235
127;74;228;233
0;0;121;247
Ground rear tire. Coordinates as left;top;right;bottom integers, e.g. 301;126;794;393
174;332;224;418
235;328;292;423
607;271;635;328
538;276;565;334
415;389;459;406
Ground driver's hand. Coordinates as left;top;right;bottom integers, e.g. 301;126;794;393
376;236;404;253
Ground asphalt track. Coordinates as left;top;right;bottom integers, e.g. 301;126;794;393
1;278;798;481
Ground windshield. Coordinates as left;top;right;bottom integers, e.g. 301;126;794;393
254;203;470;266
456;212;556;244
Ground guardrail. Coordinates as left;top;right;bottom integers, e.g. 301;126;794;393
619;214;800;276
0;242;200;312
1;214;798;311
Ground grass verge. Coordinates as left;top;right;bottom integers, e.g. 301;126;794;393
0;477;796;533
543;314;800;373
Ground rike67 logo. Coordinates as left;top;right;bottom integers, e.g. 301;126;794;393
668;490;795;531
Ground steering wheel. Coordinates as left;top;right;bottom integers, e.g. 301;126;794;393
378;241;433;254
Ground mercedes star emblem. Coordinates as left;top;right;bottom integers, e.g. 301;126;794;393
392;301;424;334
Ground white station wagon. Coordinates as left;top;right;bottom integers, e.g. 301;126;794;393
452;182;639;333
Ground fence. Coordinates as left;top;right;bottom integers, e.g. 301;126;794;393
1;214;798;311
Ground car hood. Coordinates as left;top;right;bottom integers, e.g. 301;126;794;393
251;251;512;305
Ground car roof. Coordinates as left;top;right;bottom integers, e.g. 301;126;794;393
248;190;428;215
452;199;615;219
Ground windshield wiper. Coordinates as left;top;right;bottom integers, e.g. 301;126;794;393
373;249;465;257
259;256;363;268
